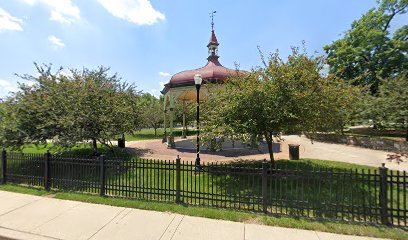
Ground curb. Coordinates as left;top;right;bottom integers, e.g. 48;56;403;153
0;227;55;240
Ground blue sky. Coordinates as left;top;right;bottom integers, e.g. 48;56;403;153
0;0;406;98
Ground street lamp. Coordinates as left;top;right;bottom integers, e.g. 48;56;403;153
194;74;203;168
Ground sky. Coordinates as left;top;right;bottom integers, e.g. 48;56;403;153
0;0;406;98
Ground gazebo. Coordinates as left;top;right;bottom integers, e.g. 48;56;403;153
161;27;242;148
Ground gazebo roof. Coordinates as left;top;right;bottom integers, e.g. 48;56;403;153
167;58;235;85
207;30;219;47
161;30;243;95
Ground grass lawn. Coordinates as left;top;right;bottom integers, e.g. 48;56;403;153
0;183;406;240
6;144;131;158
124;128;163;141
283;158;378;171
99;158;405;219
125;128;197;141
7;128;197;154
7;143;93;154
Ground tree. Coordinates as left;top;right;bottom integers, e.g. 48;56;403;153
139;93;163;136
324;0;407;94
202;48;360;164
361;73;408;140
1;63;142;151
0;99;23;148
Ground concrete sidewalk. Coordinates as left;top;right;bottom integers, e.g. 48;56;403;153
0;191;387;240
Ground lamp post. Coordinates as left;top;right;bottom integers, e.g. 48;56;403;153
194;74;203;168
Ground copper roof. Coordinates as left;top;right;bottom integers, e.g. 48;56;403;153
207;30;219;47
161;30;246;94
168;58;235;85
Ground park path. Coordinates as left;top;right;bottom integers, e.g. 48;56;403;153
284;135;407;171
126;135;407;171
126;137;288;163
0;191;387;240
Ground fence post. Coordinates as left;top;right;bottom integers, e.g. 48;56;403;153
44;151;51;191
176;155;181;204
100;155;106;197
1;149;6;184
262;160;268;214
379;163;389;225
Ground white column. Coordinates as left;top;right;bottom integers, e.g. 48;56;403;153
162;94;167;142
182;101;187;138
168;92;175;148
169;94;174;137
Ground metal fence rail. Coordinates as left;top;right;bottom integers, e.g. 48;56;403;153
1;150;407;226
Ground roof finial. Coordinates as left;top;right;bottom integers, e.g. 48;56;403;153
210;11;216;31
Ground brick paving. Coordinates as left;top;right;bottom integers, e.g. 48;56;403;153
126;135;407;171
127;136;289;163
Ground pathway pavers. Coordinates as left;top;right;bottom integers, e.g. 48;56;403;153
127;137;288;163
126;135;407;171
0;191;390;240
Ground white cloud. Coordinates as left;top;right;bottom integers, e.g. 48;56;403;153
159;71;171;77
159;81;165;88
25;80;36;87
58;69;72;77
0;79;19;96
0;8;23;32
97;0;165;25
321;63;330;77
150;89;160;98
48;35;65;48
22;0;80;24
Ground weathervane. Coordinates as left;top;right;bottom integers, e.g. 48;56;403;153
210;11;216;31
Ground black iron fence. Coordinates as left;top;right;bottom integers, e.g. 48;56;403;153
1;150;407;226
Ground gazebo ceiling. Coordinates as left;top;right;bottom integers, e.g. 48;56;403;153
175;89;208;102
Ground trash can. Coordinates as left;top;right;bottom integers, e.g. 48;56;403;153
288;144;300;160
118;138;125;148
167;135;175;149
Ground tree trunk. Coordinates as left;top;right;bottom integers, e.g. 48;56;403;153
154;128;157;136
373;122;380;130
405;124;408;142
92;138;97;151
265;133;275;166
